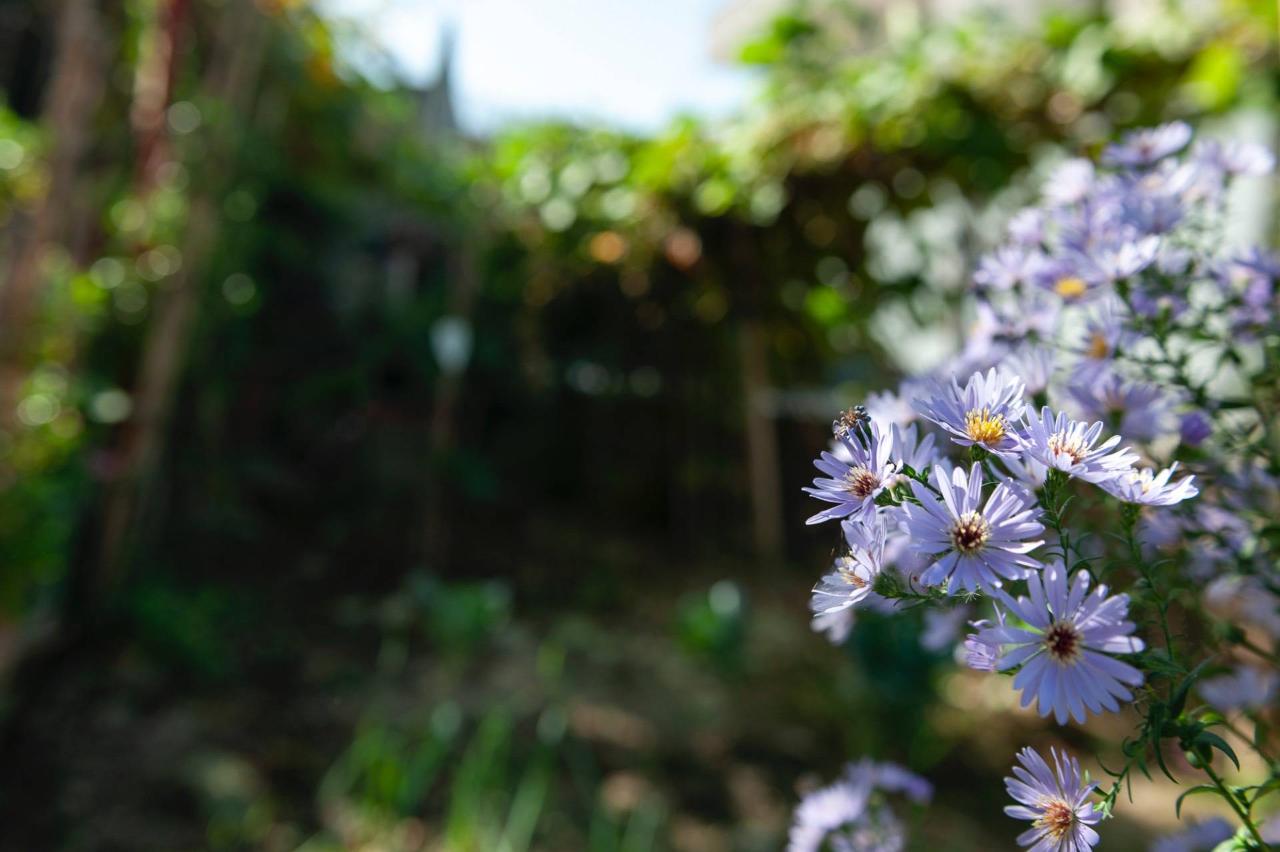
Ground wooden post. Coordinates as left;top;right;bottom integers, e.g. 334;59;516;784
739;317;784;564
731;227;784;564
422;237;480;564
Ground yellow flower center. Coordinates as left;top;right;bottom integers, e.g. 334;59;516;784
1047;432;1087;465
1035;800;1076;840
1054;276;1088;299
1086;332;1109;360
964;408;1007;445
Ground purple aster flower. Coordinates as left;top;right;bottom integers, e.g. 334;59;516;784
1263;815;1280;846
849;759;933;805
882;522;932;596
921;605;970;653
1219;461;1280;517
1150;817;1234;852
789;761;929;852
988;290;1064;342
1005;747;1101;852
810;518;886;625
903;463;1044;595
965;609;1005;672
982;563;1144;724
1199;666;1277;713
1128;271;1190;318
866;387;917;427
1067;373;1178;442
1155;244;1195;276
1193;138;1276;177
1204;575;1280;640
805;420;899;524
1217;248;1280;332
974;246;1041;291
812;609;855;644
890;422;938;478
1092;235;1160;281
1054;192;1127;254
1043;158;1096;207
1032;256;1108;304
1139;509;1186;552
1219;141;1275;175
1170;156;1228;204
788;773;871;852
1243;274;1274;308
1103;121;1192;168
1230;246;1280;280
1070;298;1132;382
1001;345;1055;396
828;811;905;852
1020;407;1138;484
914;368;1027;457
964;631;1001;672
1099;463;1198;506
1001;454;1049;490
1119;187;1185;235
951;315;1011;378
1008;208;1045;246
1179;410;1212;446
1182;504;1258;580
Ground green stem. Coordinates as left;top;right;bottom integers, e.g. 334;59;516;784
1097;753;1136;817
1201;761;1267;849
1221;716;1279;771
1121;504;1177;668
1039;469;1072;564
1238;636;1280;669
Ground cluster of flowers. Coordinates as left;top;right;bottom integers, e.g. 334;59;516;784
788;760;932;852
791;123;1279;850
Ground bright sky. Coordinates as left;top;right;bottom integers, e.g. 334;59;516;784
320;0;757;134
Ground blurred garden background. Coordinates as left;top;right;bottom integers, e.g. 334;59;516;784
0;0;1276;849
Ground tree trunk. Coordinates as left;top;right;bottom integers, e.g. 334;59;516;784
95;0;271;588
0;0;107;428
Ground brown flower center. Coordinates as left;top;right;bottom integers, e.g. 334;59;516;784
844;466;881;499
1043;621;1082;664
949;511;991;554
964;408;1007;445
1035;800;1076;840
1047;431;1086;465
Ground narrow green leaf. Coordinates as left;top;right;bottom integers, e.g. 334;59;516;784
1196;732;1241;771
1175;784;1219;819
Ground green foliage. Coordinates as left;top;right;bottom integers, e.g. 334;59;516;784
738;14;819;66
127;578;245;679
403;572;512;656
311;702;668;851
674;580;747;676
319;702;463;818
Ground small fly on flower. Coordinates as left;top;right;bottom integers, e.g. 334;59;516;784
833;404;872;444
